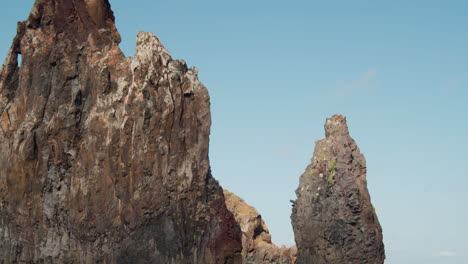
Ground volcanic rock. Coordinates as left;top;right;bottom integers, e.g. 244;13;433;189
0;0;242;263
291;115;385;263
224;190;296;264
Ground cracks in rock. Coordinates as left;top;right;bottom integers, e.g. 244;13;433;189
38;79;53;130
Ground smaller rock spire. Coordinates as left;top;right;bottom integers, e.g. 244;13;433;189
325;114;349;138
292;114;385;264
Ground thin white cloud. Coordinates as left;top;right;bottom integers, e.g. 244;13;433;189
434;250;457;257
334;68;378;97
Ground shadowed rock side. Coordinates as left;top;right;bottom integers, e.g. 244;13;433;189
223;190;297;264
291;115;385;264
0;0;242;263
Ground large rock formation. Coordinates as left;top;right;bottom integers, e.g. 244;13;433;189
224;190;296;264
0;1;387;263
291;115;385;263
0;0;242;263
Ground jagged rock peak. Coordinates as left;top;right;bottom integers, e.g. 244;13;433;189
291;115;385;264
325;114;349;138
224;189;297;264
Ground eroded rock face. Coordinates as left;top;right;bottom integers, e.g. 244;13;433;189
0;0;241;263
291;115;385;264
224;190;297;264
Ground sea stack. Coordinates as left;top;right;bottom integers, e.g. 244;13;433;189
291;115;385;263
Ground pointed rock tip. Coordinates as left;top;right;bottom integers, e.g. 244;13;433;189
325;114;349;137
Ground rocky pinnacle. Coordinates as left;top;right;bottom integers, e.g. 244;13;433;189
291;115;385;263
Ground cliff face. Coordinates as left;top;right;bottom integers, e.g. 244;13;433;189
291;115;385;263
0;0;241;263
223;190;296;264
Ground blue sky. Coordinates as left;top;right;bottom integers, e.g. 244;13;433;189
1;1;468;263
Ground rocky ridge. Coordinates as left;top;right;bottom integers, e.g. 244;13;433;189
224;190;296;264
291;115;385;263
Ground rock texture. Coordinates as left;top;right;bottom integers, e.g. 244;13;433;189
291;115;385;264
0;0;242;263
224;190;296;264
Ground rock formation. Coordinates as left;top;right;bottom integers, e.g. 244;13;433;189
224;190;296;264
0;0;242;263
291;115;385;263
0;0;387;263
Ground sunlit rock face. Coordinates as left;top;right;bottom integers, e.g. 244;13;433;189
0;0;242;263
291;115;385;264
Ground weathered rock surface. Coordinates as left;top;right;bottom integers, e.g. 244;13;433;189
291;115;385;263
224;190;296;264
0;0;242;263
